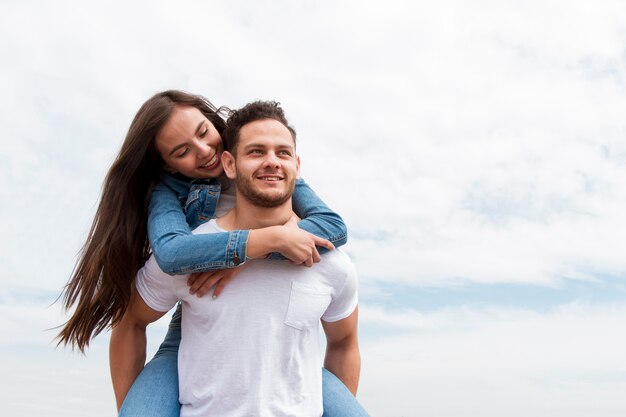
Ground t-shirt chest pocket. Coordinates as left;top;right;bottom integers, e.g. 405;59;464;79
284;281;332;331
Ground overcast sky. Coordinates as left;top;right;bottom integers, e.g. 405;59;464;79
1;1;625;416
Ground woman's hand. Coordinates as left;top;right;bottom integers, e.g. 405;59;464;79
188;268;239;298
245;216;335;266
276;216;335;266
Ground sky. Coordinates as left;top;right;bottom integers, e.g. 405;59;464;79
1;0;625;416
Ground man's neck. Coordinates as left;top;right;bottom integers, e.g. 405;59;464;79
217;194;293;230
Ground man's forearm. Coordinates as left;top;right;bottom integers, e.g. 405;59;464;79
109;318;148;411
324;339;361;395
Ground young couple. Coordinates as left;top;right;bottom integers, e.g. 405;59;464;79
59;91;369;416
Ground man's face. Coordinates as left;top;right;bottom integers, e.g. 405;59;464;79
226;118;300;207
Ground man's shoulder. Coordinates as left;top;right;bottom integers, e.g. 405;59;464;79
317;249;357;280
322;248;353;265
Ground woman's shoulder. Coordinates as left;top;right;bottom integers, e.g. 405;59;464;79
157;173;193;191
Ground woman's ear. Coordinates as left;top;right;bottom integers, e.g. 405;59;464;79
221;151;236;179
160;155;176;173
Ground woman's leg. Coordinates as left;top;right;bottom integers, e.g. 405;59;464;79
322;368;370;417
118;305;182;417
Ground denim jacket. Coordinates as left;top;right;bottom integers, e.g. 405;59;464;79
147;174;348;275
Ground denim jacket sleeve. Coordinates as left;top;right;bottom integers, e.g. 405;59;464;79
267;178;348;260
147;180;249;275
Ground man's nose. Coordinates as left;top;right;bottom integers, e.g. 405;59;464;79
262;152;280;168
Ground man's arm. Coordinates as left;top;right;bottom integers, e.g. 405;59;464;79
321;306;360;395
109;287;166;411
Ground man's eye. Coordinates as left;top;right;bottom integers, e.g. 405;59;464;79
279;150;292;156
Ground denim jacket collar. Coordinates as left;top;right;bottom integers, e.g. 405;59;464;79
160;173;221;197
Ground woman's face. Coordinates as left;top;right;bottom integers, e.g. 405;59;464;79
155;105;224;179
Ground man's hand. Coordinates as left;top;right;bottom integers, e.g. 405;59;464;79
110;287;166;411
188;268;239;298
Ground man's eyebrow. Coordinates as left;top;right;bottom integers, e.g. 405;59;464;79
275;144;296;152
243;142;265;149
168;121;205;156
243;143;294;150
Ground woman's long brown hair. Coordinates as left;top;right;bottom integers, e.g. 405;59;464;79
57;90;227;352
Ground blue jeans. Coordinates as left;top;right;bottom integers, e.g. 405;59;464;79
119;307;369;416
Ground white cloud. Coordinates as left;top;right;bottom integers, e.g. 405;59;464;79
3;299;625;417
322;0;626;287
359;302;626;417
0;300;170;417
1;0;626;416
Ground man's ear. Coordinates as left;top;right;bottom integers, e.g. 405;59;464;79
221;151;236;179
295;155;301;178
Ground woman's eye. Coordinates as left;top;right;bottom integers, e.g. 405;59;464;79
176;148;189;158
199;128;209;138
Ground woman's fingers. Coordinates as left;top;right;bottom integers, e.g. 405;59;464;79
312;236;335;252
187;272;202;288
188;271;220;296
188;268;239;298
211;270;237;298
311;246;322;264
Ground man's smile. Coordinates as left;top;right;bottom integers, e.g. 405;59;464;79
256;175;283;182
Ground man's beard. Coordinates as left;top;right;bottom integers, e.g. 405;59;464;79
235;168;296;208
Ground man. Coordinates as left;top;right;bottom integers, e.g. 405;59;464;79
118;101;360;416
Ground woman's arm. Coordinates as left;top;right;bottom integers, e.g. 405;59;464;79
148;177;347;274
187;217;336;298
264;178;348;260
148;181;248;274
292;178;348;248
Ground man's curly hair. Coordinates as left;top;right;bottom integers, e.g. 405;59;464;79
222;100;297;154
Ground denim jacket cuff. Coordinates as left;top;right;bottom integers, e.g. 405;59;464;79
228;229;250;267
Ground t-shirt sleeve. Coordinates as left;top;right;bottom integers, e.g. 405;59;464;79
135;255;180;312
321;254;358;322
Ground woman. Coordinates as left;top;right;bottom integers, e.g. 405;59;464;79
58;90;368;416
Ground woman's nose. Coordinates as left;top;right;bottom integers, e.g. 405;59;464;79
195;141;212;158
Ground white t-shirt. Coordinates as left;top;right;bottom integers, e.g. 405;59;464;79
136;219;358;417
